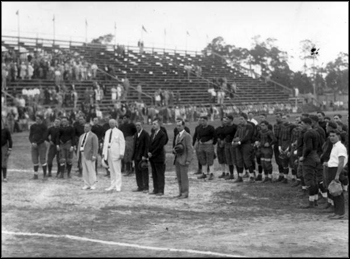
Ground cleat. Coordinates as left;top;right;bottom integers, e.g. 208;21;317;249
249;177;255;183
233;177;243;183
262;177;271;183
208;173;214;180
32;174;39;180
197;173;207;179
218;172;226;178
255;174;263;181
225;174;234;180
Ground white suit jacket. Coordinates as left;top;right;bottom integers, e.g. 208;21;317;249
102;127;125;160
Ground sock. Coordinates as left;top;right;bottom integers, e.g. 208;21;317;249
309;195;314;202
2;168;7;179
280;173;284;178
314;194;318;201
268;174;272;178
48;164;53;173
229;165;234;175
43;165;47;175
34;165;39;174
258;165;263;174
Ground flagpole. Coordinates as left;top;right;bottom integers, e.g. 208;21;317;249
114;22;116;46
53;15;56;44
17;10;20;52
164;29;166;50
85;19;87;43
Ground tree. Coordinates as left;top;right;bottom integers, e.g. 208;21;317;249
90;34;114;45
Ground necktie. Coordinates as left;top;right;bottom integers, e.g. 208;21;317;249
152;131;157;141
81;133;87;148
176;133;180;144
109;129;113;144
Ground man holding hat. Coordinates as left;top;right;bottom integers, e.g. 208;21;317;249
222;114;237;180
173;119;193;198
132;120;150;193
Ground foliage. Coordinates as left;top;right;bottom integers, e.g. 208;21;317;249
202;36;348;97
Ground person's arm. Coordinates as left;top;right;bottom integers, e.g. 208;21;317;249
92;134;98;160
143;132;150;159
192;128;198;146
302;132;313;158
7;129;13;149
240;124;254;144
335;156;345;181
185;134;194;164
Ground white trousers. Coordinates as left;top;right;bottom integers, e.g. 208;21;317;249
82;154;97;187
108;152;122;191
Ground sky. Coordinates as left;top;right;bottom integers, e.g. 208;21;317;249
1;2;348;72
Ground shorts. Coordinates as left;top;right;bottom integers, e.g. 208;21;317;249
198;143;214;166
31;142;47;166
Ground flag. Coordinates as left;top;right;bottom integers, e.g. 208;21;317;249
142;25;147;33
53;15;55;22
16;10;19;15
186;31;190;36
85;19;88;26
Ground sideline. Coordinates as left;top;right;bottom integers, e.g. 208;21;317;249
2;230;244;257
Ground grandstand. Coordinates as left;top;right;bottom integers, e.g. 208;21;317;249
2;35;292;113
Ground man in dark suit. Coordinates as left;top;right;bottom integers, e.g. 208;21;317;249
173;120;193;199
132;120;150;193
148;118;167;196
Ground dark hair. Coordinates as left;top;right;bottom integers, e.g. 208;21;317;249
240;112;248;120
317;111;325;117
301;118;312;125
328;129;341;136
327;121;338;129
260;120;269;126
334;114;342;119
200;115;208;120
309;114;319;122
324;116;331;121
176;120;185;126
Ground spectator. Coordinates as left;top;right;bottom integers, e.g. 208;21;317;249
20;62;27;80
91;62;98;79
111;85;117;103
136;83;142;101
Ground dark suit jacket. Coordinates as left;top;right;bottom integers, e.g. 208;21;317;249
173;126;190;148
149;129;167;163
132;129;150;161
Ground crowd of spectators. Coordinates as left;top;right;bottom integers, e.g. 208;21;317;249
1;48;99;89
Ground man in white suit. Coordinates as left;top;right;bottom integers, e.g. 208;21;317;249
78;123;98;190
102;119;125;192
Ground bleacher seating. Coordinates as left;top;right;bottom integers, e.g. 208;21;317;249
2;36;291;114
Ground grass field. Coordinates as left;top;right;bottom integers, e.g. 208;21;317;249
2;111;349;257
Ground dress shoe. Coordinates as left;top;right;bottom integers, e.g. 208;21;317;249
233;177;243;183
82;186;90;190
105;186;114;191
225;174;234;180
197;173;207;179
281;178;288;184
143;189;149;193
32;174;39;180
208;173;214;180
218;172;226;178
149;191;158;195
90;186;96;190
178;195;188;199
249;177;255;183
155;193;164;196
132;188;143;192
48;172;52;177
328;214;344;220
194;170;203;175
255;174;263;181
3;178;8;183
172;194;182;198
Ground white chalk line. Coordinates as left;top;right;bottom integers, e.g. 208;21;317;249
2;230;244;257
